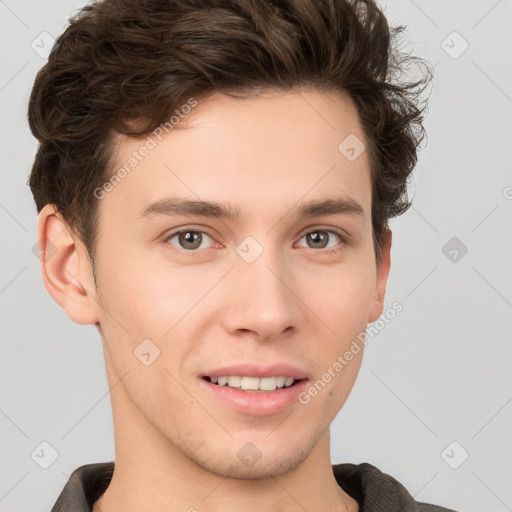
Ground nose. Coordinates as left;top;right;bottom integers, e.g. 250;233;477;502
220;245;303;342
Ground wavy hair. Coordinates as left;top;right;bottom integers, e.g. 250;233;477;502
28;0;433;264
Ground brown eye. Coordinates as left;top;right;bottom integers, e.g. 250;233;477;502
166;230;214;251
298;230;343;251
306;231;329;249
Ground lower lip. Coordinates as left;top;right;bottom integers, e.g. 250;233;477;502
198;378;309;416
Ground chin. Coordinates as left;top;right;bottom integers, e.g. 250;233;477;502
181;432;319;480
198;450;310;480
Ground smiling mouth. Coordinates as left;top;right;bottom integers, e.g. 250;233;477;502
202;375;305;392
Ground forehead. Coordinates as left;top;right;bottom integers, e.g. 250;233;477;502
100;88;372;225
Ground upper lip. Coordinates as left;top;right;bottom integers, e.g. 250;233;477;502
202;363;308;380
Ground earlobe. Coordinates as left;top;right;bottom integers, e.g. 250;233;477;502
368;228;392;324
36;204;99;325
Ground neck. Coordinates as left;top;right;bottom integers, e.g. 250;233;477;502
93;363;358;512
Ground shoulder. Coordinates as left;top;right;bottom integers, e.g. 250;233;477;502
51;462;114;512
332;462;459;511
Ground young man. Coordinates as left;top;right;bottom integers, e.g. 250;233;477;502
28;0;456;510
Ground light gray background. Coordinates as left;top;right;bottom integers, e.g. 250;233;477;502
1;1;511;511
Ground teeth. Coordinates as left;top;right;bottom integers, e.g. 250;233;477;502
241;376;260;390
210;376;298;391
259;377;277;391
227;376;242;388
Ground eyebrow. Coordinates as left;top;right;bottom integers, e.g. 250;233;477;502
136;195;366;222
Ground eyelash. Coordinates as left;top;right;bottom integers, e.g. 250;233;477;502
163;227;349;256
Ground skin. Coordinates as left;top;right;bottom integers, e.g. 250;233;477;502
38;88;392;512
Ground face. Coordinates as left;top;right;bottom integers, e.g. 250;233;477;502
74;89;390;479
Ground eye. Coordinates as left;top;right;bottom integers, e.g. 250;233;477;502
163;227;347;255
296;229;345;253
165;230;215;251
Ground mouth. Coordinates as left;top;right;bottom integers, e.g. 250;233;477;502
198;364;309;415
201;375;306;393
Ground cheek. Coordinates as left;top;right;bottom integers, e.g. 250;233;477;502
298;349;363;431
296;261;373;404
95;258;210;381
98;251;203;334
305;261;376;337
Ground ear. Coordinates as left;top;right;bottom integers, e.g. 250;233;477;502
36;204;99;325
367;228;392;323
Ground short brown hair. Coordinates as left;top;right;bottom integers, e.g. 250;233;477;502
28;0;432;265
